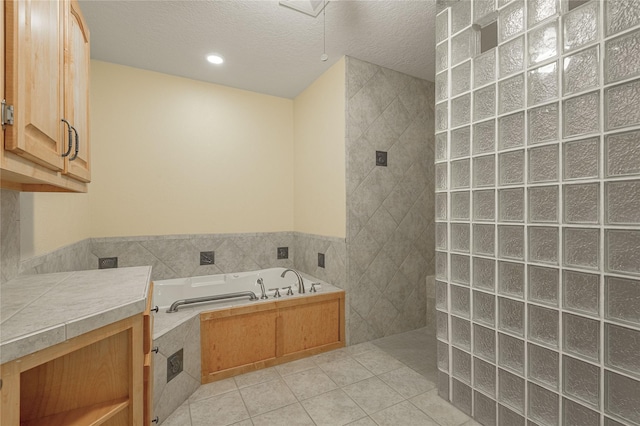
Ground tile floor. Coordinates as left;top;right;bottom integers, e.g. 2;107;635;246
161;328;479;426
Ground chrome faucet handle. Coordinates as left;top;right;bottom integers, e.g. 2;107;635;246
310;282;319;293
282;286;293;296
257;278;268;299
269;288;281;298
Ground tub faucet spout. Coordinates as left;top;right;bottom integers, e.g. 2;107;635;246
281;268;305;294
256;278;268;299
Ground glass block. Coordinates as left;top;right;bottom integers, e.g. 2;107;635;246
606;0;640;36
529;186;559;223
605;417;626;426
563;398;599;426
498;150;524;185
452;61;472;97
605;370;640;424
436;163;448;190
606;180;640;224
529;145;559;183
606;276;640;326
474;357;496;397
498;261;524;298
564;355;600;407
451;127;470;159
437;310;449;341
452;191;470;221
451;0;472;34
436;251;448;280
563;270;600;316
436;132;448;162
606;29;640;84
474;84;496;122
436;223;448;250
528;382;559;426
473;290;495;326
606;130;640;177
606;323;640;378
563;1;598;52
436;280;448;310
498;225;524;260
527;0;557;28
474;0;496;24
451;254;471;285
474;391;497;426
498;112;524;150
438;340;449;372
498;74;524;114
564;91;600;138
474;49;496;88
529;19;558;65
452;316;471;350
563;313;600;361
528;62;558;106
528;304;559;347
474;119;496;154
605;79;640;131
436;101;448;131
452;94;471;128
564;137;599;180
499;405;525;426
498;369;525;413
499;0;524;43
473;189;495;221
498;297;524;336
452;379;472;416
528;103;558;144
474;224;495;256
474;323;496;362
436;193;447;220
498;333;524;374
528;343;560;389
564;183;599;224
438;370;450;399
451;159;470;189
436;9;448;44
563;46;600;96
564;228;599;270
452;347;472;383
436;42;448;74
474;257;496;291
474;155;495;187
451;284;471;318
435;72;448;103
499;188;524;222
606;230;640;275
529;266;559;306
529;226;559;265
452;29;474;66
499;36;524;78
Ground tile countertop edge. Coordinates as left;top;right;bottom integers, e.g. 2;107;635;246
0;266;153;364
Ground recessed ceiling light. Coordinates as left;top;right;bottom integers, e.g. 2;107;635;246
206;54;224;65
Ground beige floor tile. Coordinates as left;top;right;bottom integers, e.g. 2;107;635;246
342;376;404;415
275;357;317;377
352;349;406;375
160;400;191;426
346;416;378;426
282;367;338;400
313;348;352;366
301;388;367;426
371;400;439;426
345;342;377;356
239;378;297;417
409;389;471;426
189;377;237;403
378;365;437;399
251;402;315;426
234;367;279;389
230;421;253;426
318;356;374;387
190;390;250;426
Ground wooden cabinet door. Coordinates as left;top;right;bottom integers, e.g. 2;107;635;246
63;0;91;182
279;298;341;355
5;0;65;172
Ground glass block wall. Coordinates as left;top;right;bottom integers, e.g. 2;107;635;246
434;0;640;424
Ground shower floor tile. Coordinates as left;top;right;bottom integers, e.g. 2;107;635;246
161;327;475;426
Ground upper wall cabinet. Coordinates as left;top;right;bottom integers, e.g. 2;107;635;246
1;0;91;192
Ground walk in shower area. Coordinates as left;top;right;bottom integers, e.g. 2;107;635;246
434;0;640;424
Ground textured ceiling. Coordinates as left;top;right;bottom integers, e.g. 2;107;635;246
79;0;437;99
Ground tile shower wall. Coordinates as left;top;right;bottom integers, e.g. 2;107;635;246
436;0;640;425
345;57;435;344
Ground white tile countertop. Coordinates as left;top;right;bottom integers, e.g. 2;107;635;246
0;266;152;364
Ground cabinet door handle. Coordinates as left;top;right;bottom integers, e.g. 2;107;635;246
69;125;79;161
61;119;73;157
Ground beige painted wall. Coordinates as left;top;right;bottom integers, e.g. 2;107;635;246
293;58;346;238
88;61;294;237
